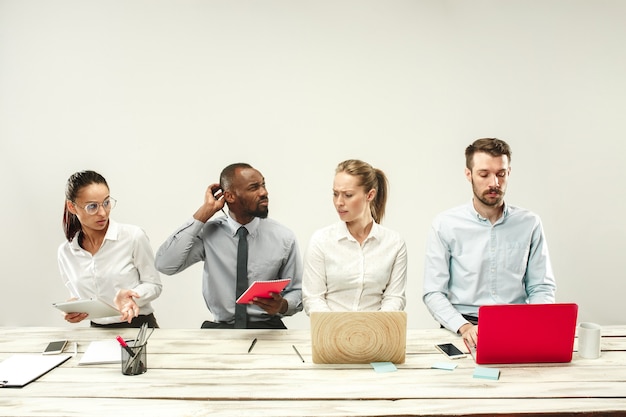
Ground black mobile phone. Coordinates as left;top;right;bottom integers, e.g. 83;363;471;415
435;343;466;359
43;340;68;355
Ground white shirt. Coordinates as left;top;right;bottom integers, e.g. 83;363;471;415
302;221;407;313
57;220;162;324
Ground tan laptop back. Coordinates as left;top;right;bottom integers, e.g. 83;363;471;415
310;311;407;364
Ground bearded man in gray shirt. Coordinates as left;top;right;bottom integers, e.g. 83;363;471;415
155;163;302;329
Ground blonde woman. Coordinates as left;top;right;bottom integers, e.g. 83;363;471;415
303;159;407;313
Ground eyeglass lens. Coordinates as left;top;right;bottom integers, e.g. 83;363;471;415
84;198;116;214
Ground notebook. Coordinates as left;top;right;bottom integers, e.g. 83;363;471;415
310;311;407;364
78;340;121;365
236;279;291;304
465;303;578;364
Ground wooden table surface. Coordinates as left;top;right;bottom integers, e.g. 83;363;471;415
1;326;625;417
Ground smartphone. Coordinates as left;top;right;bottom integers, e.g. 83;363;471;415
43;340;68;355
435;343;466;359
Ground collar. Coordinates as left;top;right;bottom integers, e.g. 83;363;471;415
468;200;509;224
338;220;379;242
69;219;119;251
226;216;261;237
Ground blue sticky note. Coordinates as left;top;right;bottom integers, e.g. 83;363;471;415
370;362;397;373
432;362;458;371
473;366;500;380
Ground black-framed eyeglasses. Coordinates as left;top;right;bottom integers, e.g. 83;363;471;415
73;197;117;215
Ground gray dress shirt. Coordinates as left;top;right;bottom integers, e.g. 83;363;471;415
155;216;302;323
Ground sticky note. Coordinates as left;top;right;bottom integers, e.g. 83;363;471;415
370;362;397;373
431;362;458;371
473;366;500;380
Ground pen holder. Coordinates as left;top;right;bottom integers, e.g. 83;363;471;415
121;340;147;376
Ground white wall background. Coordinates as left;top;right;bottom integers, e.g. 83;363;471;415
1;0;624;329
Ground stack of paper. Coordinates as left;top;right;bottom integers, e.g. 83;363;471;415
79;340;121;365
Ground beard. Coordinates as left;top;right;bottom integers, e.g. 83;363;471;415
472;181;505;207
246;199;269;219
475;191;504;207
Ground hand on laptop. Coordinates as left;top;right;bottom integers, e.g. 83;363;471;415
459;323;478;348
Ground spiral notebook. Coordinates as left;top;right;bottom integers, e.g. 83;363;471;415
236;279;291;304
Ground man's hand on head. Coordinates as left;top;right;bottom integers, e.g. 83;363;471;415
193;183;225;222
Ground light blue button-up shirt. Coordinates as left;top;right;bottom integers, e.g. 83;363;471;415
423;200;556;333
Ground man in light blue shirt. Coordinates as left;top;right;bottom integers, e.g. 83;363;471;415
423;138;556;347
155;163;302;329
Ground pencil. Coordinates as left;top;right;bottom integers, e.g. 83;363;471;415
247;338;257;353
292;345;304;363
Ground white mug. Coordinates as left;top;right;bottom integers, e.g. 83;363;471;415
578;322;601;359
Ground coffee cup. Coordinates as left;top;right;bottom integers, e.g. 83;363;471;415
578;322;601;359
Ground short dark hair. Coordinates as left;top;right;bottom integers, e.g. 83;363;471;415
219;163;253;191
465;138;512;170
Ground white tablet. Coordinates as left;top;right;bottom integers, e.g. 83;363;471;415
53;299;120;319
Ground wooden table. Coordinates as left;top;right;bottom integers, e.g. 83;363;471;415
1;326;625;416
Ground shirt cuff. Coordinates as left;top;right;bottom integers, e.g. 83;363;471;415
449;316;470;334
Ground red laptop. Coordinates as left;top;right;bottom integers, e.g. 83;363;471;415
465;303;578;365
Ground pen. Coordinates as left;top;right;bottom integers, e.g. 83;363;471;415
124;324;153;374
116;335;135;357
247;338;257;353
292;345;305;363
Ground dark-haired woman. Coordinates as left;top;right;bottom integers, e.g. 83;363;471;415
57;170;162;328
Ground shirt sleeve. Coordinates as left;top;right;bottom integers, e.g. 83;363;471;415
130;228;163;306
57;243;79;299
302;233;332;314
279;234;303;316
380;239;407;311
154;218;206;275
422;223;469;333
524;220;557;303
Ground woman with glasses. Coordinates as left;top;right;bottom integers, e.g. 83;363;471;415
57;170;162;328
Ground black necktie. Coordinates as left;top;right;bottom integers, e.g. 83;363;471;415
234;226;249;328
